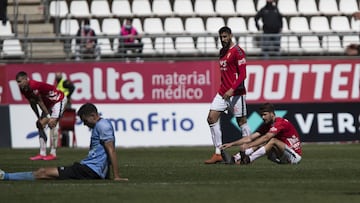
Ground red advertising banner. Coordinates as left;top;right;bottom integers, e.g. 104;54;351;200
1;59;359;104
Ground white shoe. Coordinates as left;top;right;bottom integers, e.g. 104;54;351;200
0;169;5;180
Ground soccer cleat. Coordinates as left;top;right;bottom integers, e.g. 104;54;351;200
42;154;57;161
29;154;45;161
0;169;5;180
204;154;223;164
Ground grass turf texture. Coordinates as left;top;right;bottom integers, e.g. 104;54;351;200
0;144;360;203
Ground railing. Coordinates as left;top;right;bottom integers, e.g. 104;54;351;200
1;32;359;63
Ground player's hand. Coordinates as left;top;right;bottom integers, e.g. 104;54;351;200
48;119;57;128
220;143;232;150
222;89;234;100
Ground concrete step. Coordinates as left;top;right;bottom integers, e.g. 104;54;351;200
8;0;42;5
27;42;66;58
16;23;54;34
7;5;45;15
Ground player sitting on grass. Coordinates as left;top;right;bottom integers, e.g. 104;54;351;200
0;103;128;181
221;103;302;165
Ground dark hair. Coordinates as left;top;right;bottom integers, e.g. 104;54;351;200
259;103;275;113
77;103;98;117
83;19;90;25
218;26;232;35
16;71;27;80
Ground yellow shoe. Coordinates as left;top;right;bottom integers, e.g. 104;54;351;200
204;154;223;164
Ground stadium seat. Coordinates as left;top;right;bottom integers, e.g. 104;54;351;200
164;17;184;34
90;19;102;35
2;39;24;57
301;36;324;53
310;16;331;33
152;0;173;17
143;18;164;34
298;0;319;16
141;37;155;54
351;17;360;32
185;17;206;34
227;17;247;33
197;36;218;54
49;0;69;18
322;36;344;54
194;0;215;16
90;0;112;18
69;0;91;18
247;17;260;33
339;0;359;15
277;0;298;16
111;0;133;17
101;18;121;35
241;36;261;54
330;16;351;33
318;0;339;16
175;37;199;54
289;17;310;33
131;18;144;34
0;21;14;36
173;0;194;16
215;0;235;16
282;18;290;33
256;0;266;11
206;17;225;34
235;0;256;16
60;19;79;35
132;0;153;17
343;35;360;48
281;36;303;54
154;37;177;54
97;37;115;56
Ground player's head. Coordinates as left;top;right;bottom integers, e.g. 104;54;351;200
55;72;63;83
77;103;99;128
16;71;30;91
218;26;233;49
259;103;275;123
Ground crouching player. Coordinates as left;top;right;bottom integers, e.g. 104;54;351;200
221;103;302;165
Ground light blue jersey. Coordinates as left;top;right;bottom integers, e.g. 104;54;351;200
80;118;115;179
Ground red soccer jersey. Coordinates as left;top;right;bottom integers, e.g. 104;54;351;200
257;117;302;155
21;79;65;109
218;44;247;96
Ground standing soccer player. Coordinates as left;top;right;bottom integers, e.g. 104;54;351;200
204;26;251;164
16;71;67;161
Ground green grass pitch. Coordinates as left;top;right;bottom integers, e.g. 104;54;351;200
0;144;360;203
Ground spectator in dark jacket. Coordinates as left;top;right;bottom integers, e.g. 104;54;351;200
75;19;101;61
255;0;283;58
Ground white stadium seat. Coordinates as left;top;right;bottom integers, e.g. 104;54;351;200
90;0;112;18
143;18;164;34
236;0;256;16
173;0;194;16
60;19;79;35
164;17;185;34
49;0;69;17
298;0;319;16
132;0;153;17
70;0;91;18
194;0;215;16
206;17;225;34
310;16;331;33
111;0;132;17
185;17;206;34
152;0;173;16
215;0;235;16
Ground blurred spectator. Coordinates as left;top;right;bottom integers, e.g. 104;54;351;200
255;0;283;58
0;0;7;25
119;19;143;57
55;72;75;147
75;19;101;61
345;11;360;56
345;44;360;56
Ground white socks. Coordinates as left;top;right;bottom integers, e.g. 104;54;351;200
249;146;266;162
39;137;46;156
210;120;222;154
50;128;58;156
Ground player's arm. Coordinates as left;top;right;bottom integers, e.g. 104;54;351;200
221;132;262;149
29;97;40;119
245;132;276;150
103;141;128;181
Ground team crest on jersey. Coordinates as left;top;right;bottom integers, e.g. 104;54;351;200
33;89;38;95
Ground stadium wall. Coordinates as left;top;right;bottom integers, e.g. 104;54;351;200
0;59;359;148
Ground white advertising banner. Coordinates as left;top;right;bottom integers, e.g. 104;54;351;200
10;104;212;148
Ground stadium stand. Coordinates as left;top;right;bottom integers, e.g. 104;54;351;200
1;0;360;62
